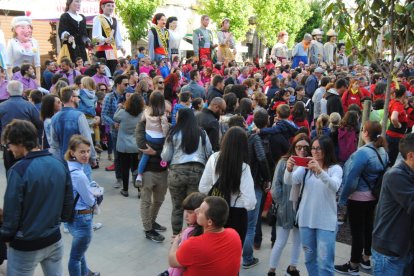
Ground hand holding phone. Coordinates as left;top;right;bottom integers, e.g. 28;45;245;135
292;156;312;167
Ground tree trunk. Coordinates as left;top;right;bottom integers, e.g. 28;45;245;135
381;0;396;137
130;40;139;57
359;100;372;147
381;74;393;136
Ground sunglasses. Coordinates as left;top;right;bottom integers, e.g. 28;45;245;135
295;145;310;151
158;81;164;84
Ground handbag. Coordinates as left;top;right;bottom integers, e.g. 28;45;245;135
266;200;278;226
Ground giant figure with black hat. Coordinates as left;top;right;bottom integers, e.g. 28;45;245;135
92;0;125;75
309;29;324;66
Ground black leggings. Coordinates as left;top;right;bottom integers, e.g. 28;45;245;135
348;200;377;263
118;152;139;191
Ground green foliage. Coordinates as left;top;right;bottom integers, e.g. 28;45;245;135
296;1;323;43
116;0;162;43
323;0;414;135
324;0;413;63
198;0;252;41
197;0;312;47
252;0;312;47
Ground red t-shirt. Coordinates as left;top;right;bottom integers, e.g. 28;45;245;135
386;99;408;138
176;228;242;276
341;88;370;112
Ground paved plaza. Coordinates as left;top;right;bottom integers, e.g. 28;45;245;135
0;157;370;276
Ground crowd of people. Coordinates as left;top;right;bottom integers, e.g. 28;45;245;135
0;0;413;275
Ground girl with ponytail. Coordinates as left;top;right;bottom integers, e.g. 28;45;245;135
335;120;389;274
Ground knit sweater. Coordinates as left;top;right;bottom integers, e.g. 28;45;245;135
284;165;343;231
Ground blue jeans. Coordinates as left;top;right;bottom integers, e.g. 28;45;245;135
372;248;413;275
300;227;336;276
242;188;262;264
111;131;121;179
67;213;93;276
7;239;64;276
137;134;164;174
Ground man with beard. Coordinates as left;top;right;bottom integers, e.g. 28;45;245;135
16;63;38;90
309;29;324;66
196;97;226;152
50;86;97;178
57;57;81;85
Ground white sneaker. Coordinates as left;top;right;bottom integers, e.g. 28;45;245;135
113;179;122;188
93;222;103;231
63;225;69;233
135;174;143;188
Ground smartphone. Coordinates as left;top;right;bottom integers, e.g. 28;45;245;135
292;156;312;167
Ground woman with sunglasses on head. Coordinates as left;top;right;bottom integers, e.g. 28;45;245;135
65;135;99;276
268;133;311;276
285;135;343;276
334;121;388;275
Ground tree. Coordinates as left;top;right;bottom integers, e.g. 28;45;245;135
296;1;323;43
324;0;414;135
198;0;252;41
116;0;162;55
252;0;312;47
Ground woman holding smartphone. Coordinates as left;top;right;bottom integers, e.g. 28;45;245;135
65;135;99;276
284;135;343;276
268;133;311;276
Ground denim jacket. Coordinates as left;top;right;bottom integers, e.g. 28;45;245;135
339;143;389;206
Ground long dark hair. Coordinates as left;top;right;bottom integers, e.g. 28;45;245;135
40;94;59;121
65;0;74;12
167;108;202;154
311;135;337;168
182;192;206;237
166;16;177;29
148;91;165;116
291;101;307;122
215;127;249;195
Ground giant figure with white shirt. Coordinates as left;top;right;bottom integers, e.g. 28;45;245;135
92;0;125;75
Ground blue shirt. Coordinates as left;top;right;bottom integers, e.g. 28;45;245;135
68;161;96;210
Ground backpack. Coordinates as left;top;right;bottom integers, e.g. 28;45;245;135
361;146;388;199
338;127;357;162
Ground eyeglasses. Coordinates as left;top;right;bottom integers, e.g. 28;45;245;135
295;145;310;151
311;147;322;152
99;88;107;92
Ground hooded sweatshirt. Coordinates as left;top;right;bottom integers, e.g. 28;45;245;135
260;119;299;141
78;89;97;117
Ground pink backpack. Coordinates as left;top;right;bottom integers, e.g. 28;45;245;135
338;127;358;162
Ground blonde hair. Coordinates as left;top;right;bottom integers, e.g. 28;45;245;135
81;76;96;91
64;135;91;161
316;114;330;137
329;112;341;131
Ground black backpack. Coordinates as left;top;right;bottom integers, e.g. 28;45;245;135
361;146;388;199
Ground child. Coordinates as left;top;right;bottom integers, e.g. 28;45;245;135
289;101;310;135
136;91;170;185
338;111;359;163
310;113;331;140
259;104;299;141
171;92;192;126
78;77;102;154
159;192;206;276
